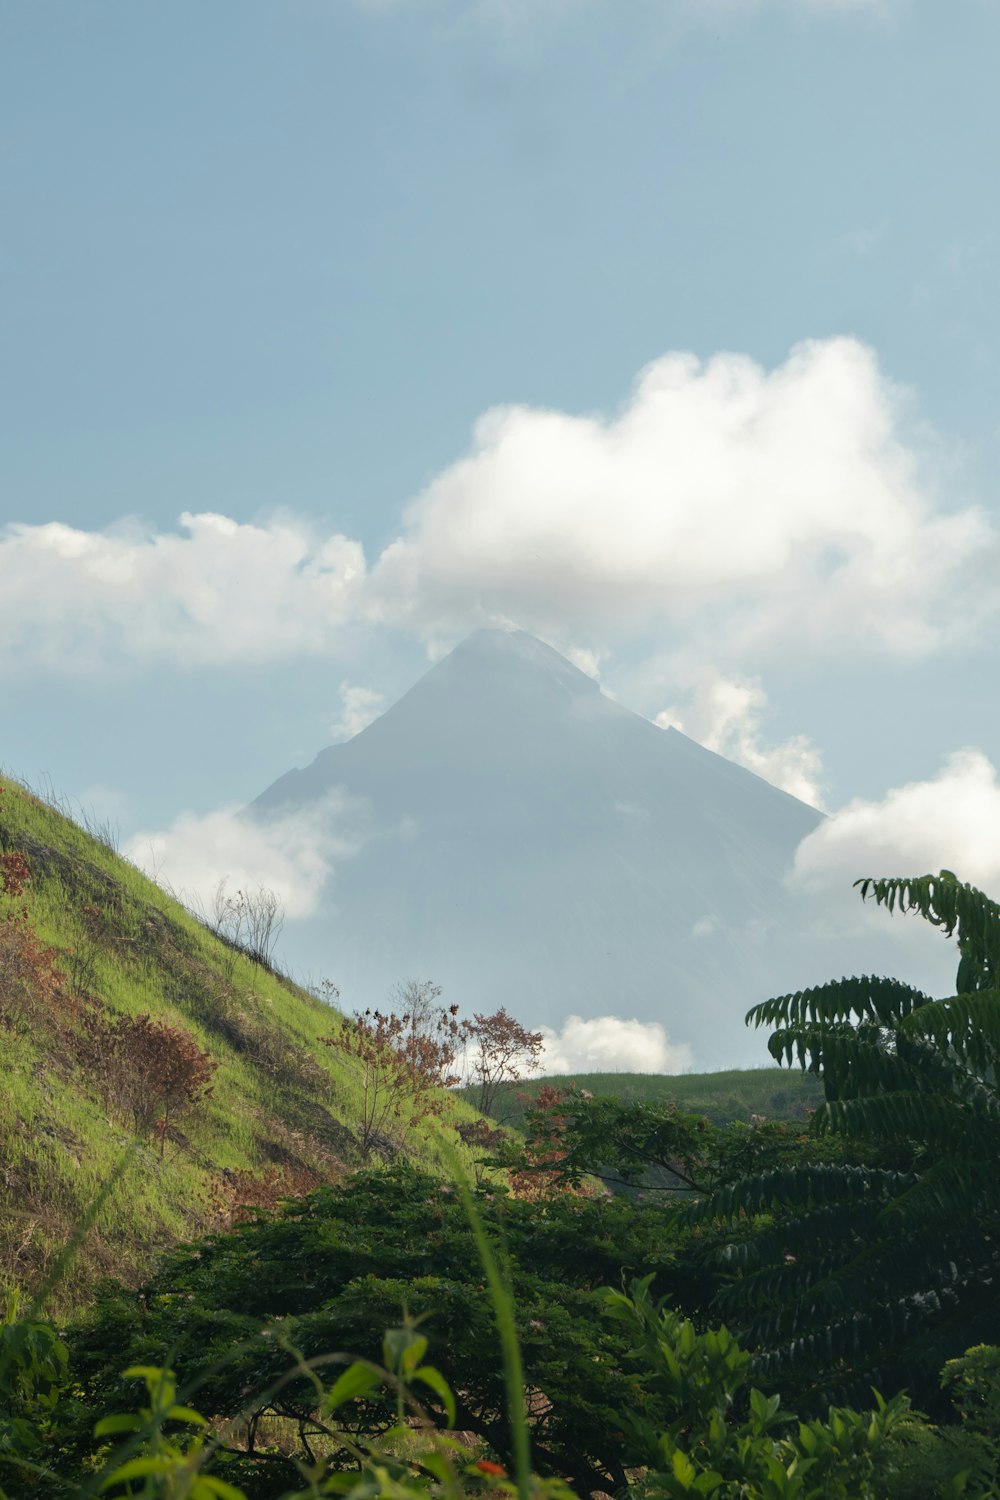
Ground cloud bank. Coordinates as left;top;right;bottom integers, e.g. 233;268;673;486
656;669;826;807
331;682;385;741
794;749;1000;899
377;338;990;661
1;339;991;681
125;793;367;920
0;512;365;672
537;1014;692;1075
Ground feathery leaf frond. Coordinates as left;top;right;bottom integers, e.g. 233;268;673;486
708;868;1000;1411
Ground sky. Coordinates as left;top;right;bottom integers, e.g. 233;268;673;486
3;0;1000;1070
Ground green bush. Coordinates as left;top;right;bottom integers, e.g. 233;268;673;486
6;1279;1000;1498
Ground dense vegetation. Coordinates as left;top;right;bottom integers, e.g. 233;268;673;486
0;776;479;1309
696;873;1000;1413
4;778;1000;1498
479;1068;823;1131
5;1166;1000;1498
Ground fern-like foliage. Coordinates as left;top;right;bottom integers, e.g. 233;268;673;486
857;871;1000;992
696;871;1000;1413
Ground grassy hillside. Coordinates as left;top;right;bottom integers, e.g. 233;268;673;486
0;774;477;1311
479;1064;823;1128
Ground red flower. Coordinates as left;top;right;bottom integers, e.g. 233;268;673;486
474;1460;507;1476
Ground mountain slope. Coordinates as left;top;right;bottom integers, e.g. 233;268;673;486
253;630;828;1067
0;775;471;1310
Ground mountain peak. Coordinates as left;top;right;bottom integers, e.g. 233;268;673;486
429;627;599;701
452;626;572;660
250;627;832;1066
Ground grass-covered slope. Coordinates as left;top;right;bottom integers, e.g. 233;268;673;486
0;775;473;1310
482;1065;822;1128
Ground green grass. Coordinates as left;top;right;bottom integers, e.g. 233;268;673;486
0;774;480;1311
475;1065;823;1129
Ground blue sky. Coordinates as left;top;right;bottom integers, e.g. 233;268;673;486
3;1;1000;1061
5;0;999;542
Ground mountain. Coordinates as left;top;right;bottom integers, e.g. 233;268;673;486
253;630;837;1067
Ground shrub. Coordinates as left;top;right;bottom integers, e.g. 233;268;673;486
0;1291;69;1476
207;879;285;971
0;852;64;1031
323;996;461;1157
78;1011;218;1148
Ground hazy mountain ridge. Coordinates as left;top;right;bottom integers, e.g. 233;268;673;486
253;630;832;1067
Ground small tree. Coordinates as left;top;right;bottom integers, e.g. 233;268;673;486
323;985;462;1158
505;1083;581;1200
462;1006;544;1119
390;978;445;1042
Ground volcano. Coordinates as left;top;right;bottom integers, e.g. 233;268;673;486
253;630;828;1067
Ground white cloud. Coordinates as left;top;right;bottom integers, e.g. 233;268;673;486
332;681;385;741
794;749;1000;900
1;340;991;684
537;1014;693;1075
656;669;826;807
373;338;993;664
565;645;603;680
125;792;367;920
0;511;366;673
782;750;1000;996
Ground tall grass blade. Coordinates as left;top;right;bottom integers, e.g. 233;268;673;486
443;1141;532;1500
